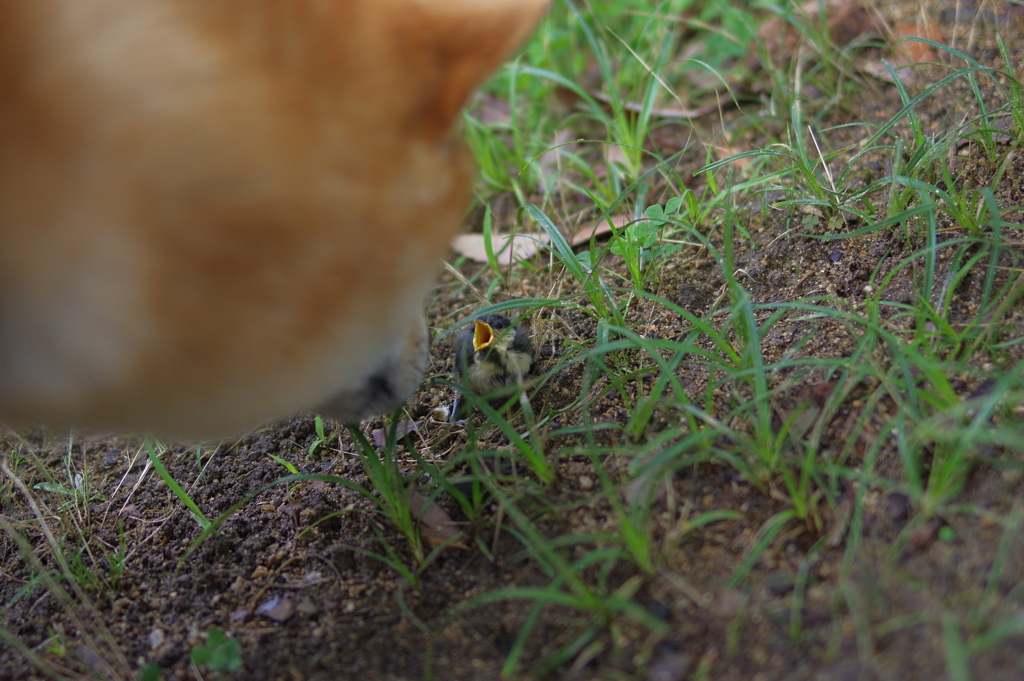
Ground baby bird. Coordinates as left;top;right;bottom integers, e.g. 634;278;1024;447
455;314;533;394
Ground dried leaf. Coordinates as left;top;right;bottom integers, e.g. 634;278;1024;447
622;448;668;509
570;214;629;244
535;128;579;187
824;491;853;548
715;143;752;170
859;59;911;84
604;143;630;173
863;23;945;84
588;89;717;120
471;92;511;125
370;420;422;448
452;214;637;265
757;0;874;64
894;23;943;64
450;232;549;266
407;491;466;550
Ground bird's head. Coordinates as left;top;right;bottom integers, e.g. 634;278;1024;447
472;318;513;362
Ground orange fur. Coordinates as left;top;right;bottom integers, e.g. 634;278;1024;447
0;0;547;437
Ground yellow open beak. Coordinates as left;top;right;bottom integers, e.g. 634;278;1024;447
473;320;495;351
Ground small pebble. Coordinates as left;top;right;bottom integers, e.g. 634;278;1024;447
296;597;318;616
646;650;690;681
908;518;942;551
257;596;295;622
883;492;911;524
764;572;794;596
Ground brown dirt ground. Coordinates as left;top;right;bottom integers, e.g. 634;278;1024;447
3;3;1024;681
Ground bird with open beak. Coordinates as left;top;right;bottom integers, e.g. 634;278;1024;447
455;314;533;395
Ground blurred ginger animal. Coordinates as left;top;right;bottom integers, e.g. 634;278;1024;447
0;0;547;438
